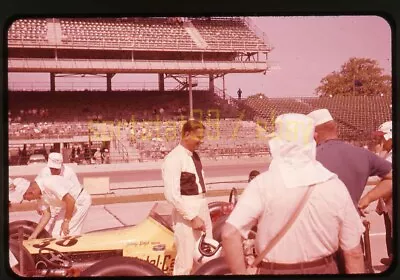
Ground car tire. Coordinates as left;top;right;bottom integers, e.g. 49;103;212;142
9;239;36;275
80;256;165;276
193;257;231;275
9;220;51;240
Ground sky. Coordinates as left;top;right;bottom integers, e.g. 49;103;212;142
8;16;392;98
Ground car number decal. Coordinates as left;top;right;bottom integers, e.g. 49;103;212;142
32;238;56;249
55;236;81;247
32;236;81;248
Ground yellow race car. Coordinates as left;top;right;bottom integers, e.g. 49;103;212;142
9;203;224;277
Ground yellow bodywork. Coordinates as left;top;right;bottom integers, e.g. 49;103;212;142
23;215;176;275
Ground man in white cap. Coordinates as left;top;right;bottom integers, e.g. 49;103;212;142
306;109;392;208
36;152;83;234
358;120;393;265
222;113;365;274
12;176;91;238
37;152;81;186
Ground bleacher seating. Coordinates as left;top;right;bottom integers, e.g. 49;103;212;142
59;18;196;50
191;18;268;51
242;95;392;142
8;17;268;52
8;19;48;43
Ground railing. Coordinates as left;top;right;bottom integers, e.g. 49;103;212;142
7;81;210;92
111;130;129;163
8;34;269;52
244;17;273;51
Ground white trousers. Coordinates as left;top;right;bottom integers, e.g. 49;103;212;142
48;190;92;237
172;196;212;275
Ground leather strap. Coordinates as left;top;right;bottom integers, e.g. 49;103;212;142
251;184;316;268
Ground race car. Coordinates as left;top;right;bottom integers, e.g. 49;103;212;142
9;202;225;276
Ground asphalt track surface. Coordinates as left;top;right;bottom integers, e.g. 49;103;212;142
20;161;269;184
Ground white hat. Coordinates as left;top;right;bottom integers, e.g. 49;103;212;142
47;152;63;169
268;113;336;188
378;121;392;140
307;109;333;126
9;178;30;203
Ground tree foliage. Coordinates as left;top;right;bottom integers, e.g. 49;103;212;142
315;57;391;97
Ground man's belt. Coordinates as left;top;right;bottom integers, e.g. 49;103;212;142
259;253;336;270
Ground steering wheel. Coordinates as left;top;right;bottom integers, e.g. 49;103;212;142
228;188;238;206
198;233;222;257
38;248;73;269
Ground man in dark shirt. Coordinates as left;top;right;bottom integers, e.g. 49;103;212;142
307;109;393;269
307;109;392;207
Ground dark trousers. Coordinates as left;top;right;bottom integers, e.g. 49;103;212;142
383;212;392;256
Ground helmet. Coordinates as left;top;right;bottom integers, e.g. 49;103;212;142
193;233;222;264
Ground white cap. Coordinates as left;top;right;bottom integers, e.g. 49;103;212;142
9;178;30;203
47;152;63;169
307;109;333;126
378;121;392;140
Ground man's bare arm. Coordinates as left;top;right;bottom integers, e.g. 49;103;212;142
359;171;392;209
342;243;365;273
29;207;51;239
221;223;247;274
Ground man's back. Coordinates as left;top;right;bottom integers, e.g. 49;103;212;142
316;139;391;205
228;171;364;263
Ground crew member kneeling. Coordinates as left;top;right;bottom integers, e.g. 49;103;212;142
12;176;92;238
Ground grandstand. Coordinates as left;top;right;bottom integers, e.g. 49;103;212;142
8;17;272;165
239;94;392;143
8;17;390;165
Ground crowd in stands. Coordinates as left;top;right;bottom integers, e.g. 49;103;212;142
8;89;391;164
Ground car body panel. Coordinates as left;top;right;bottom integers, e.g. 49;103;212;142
21;205;177;275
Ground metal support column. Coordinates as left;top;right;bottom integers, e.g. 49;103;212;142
209;74;214;93
50;73;56;91
158;73;165;92
107;73;113;92
222;74;226;100
189;74;194;120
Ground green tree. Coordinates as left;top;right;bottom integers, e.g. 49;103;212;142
315;57;391;97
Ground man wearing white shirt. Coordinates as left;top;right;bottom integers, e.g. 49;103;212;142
222;114;365;274
359;121;393;265
14;175;92;238
36;152;82;234
162;120;212;275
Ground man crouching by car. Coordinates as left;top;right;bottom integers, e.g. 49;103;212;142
11;176;92;238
